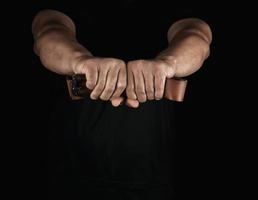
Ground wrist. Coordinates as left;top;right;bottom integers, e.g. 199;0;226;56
70;49;93;74
156;53;178;77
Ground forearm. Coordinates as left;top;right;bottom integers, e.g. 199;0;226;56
32;10;92;75
34;30;92;75
157;18;212;77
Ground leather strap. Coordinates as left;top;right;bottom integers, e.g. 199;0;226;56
164;78;187;101
66;74;187;102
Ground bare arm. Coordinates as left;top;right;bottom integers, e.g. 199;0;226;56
126;18;212;108
32;10;126;106
32;9;92;75
157;18;212;77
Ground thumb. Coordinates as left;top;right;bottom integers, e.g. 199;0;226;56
111;97;124;107
125;99;139;108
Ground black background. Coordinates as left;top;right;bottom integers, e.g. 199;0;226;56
4;1;254;199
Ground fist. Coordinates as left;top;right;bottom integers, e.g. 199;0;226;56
126;59;176;108
73;56;127;106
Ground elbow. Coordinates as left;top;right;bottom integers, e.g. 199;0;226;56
33;29;62;55
187;33;211;60
32;9;59;36
178;19;212;60
204;44;211;59
185;18;212;44
168;18;213;45
32;9;76;41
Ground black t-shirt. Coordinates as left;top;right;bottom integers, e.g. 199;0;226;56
32;0;211;198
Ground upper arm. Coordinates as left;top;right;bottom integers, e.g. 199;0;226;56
32;9;76;40
167;18;212;44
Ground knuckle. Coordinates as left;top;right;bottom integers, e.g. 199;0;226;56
116;59;126;67
135;59;145;65
128;60;142;69
106;58;124;67
127;62;134;70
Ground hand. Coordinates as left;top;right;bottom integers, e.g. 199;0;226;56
73;56;127;106
126;59;176;108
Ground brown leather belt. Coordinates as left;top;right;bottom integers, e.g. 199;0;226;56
66;74;187;102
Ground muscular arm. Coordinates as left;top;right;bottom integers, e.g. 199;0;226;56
126;18;212;108
157;18;212;77
32;10;126;106
32;9;92;75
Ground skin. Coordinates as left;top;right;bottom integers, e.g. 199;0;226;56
32;10;212;108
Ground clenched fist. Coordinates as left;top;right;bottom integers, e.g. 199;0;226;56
73;56;127;106
33;10;212;109
126;59;176;108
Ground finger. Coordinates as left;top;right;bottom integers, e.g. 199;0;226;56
125;99;139;108
143;71;155;100
126;69;137;100
100;67;120;101
90;66;109;100
110;66;127;100
154;72;166;100
134;70;147;103
111;97;124;107
84;64;98;90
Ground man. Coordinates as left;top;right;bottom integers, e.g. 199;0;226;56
32;1;212;199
